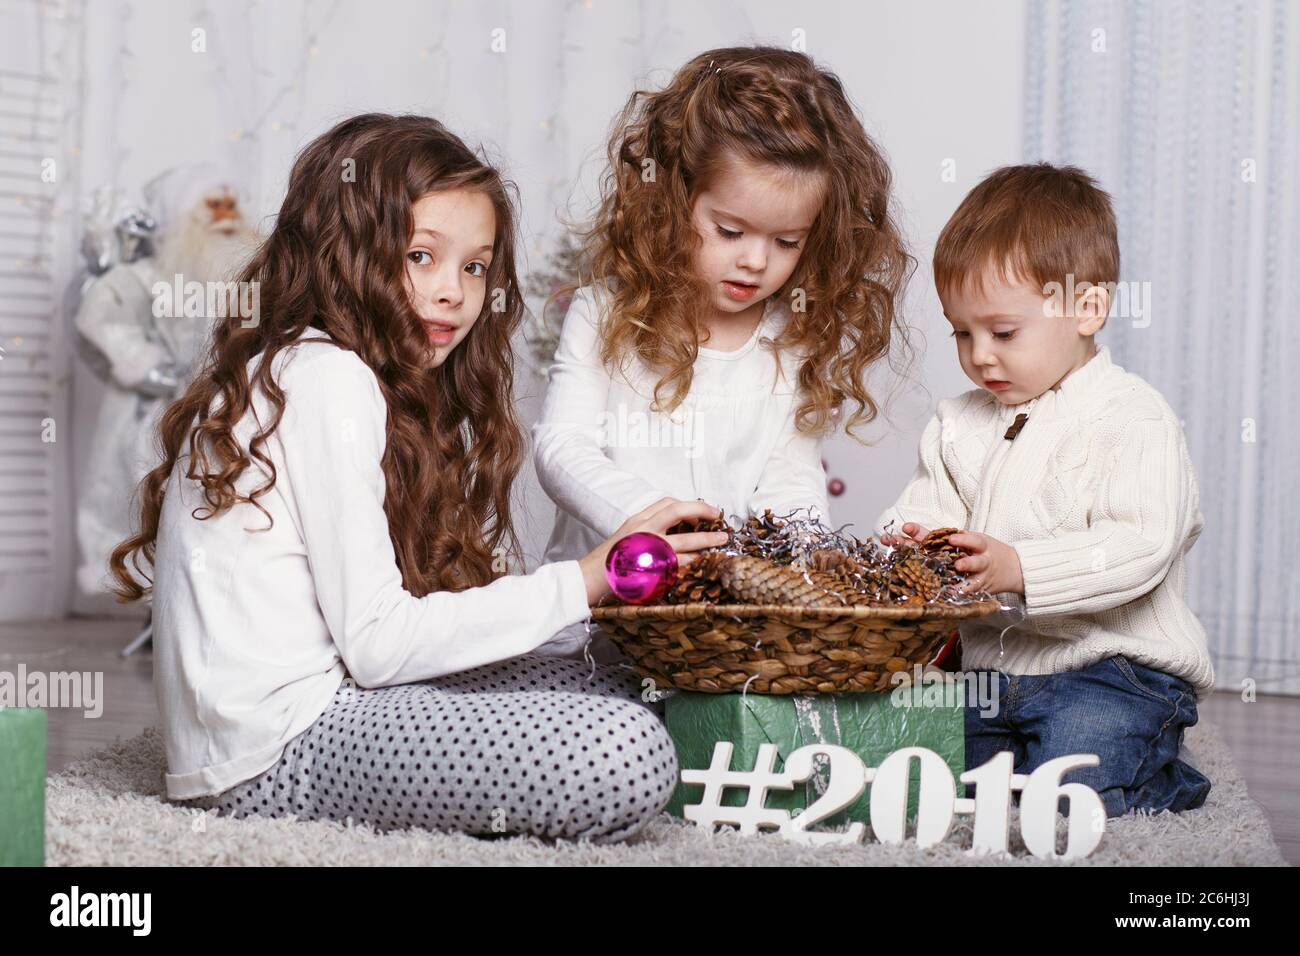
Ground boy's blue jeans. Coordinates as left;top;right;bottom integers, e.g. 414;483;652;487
964;655;1211;817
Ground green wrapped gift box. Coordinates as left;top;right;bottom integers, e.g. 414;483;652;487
0;707;46;867
665;689;963;828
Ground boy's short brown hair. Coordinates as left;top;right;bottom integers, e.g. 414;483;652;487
933;162;1119;297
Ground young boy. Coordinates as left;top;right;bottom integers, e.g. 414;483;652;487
876;163;1213;817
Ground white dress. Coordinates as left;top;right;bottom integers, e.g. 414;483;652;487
532;283;832;657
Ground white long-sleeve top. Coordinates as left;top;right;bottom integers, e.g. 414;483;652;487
153;326;591;799
531;284;831;654
874;344;1215;695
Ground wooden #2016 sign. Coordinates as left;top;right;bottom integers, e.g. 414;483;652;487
680;743;1106;860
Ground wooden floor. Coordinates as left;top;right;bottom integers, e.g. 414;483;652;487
3;614;1297;864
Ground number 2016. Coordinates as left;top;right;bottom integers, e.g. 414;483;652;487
681;743;1106;860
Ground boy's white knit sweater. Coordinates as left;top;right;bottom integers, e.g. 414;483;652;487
875;344;1215;695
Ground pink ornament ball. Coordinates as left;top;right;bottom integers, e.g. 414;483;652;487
605;532;678;604
828;478;846;497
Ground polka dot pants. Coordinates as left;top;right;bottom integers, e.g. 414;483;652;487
174;656;679;843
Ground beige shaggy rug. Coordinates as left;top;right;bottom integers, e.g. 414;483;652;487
44;720;1287;866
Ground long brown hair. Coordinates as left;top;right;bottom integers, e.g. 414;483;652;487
109;113;526;602
579;46;915;438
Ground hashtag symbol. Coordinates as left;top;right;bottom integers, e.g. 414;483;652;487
680;742;795;835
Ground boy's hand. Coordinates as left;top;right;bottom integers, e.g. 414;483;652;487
947;531;1024;596
880;522;931;548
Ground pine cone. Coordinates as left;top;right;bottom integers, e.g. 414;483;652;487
920;527;968;563
737;510;799;562
721;555;853;607
808;548;849;573
806;550;873;605
735;515;770;556
663;551;733;604
666;514;732;537
887;555;944;603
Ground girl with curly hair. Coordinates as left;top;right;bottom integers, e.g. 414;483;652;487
535;46;915;658
108;113;725;842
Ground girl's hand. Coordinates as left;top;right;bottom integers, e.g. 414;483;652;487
579;498;729;605
880;522;931;548
948;531;1025;596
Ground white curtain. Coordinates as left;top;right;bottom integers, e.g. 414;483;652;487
1024;0;1300;693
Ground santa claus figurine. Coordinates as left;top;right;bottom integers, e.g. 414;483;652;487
73;163;260;598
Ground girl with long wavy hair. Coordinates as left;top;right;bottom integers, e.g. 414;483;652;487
107;113;725;842
534;46;914;658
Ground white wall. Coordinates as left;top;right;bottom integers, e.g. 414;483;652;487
65;0;1026;613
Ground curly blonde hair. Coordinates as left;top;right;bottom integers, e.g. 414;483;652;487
577;45;915;438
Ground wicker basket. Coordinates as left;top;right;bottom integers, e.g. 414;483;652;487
591;599;1001;694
